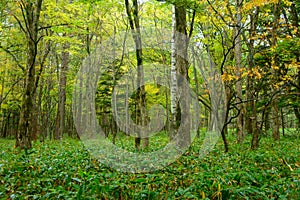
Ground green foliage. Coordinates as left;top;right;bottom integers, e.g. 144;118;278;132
0;133;299;199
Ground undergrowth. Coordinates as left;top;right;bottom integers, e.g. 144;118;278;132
0;133;299;199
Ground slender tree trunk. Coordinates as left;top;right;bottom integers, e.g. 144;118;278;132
280;108;285;137
192;46;201;138
3;113;10;138
55;40;69;141
31;92;39;141
221;85;231;153
264;107;271;131
0;67;5;137
245;7;260;149
272;99;280;140
250;99;259;150
245;77;252;135
224;85;232;135
46;72;54;140
234;0;245;144
75;68;83;136
165;82;170;133
294;106;300;129
125;0;148;150
112;25;118;144
170;5;178;140
38;79;46;142
271;2;280;141
290;0;300;129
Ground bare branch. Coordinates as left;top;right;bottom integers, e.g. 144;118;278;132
38;23;70;31
0;45;25;71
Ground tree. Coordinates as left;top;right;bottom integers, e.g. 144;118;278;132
270;1;281;141
15;0;44;150
234;0;245;144
174;0;191;148
125;0;148;150
170;5;177;139
246;7;260;150
54;0;73;141
54;35;69;141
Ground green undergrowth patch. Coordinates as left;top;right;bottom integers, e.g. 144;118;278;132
0;133;299;199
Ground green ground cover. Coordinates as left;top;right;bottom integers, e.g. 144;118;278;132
0;133;299;199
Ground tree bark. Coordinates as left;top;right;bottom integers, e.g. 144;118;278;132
125;0;148;150
250;99;259;150
0;66;5;137
16;0;44;150
170;5;178;140
175;3;190;148
54;40;69;141
192;46;201;138
289;1;300;129
244;7;260;149
234;0;245;144
271;2;280;141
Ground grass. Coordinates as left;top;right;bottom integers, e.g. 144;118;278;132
0;133;299;199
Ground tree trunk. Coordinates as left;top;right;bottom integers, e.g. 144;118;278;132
281;108;285;137
234;0;245;144
245;7;260;149
112;25;118;144
175;3;190;148
264;107;271;131
16;42;36;149
0;67;5;137
294;106;300;129
271;2;280;141
272;98;280;141
55;41;69;141
221;85;231;153
125;0;148;150
38;79;46;142
245;77;252;135
290;0;300;129
170;5;178;140
192;46;201;138
31;92;39;141
16;0;44;149
250;99;259;150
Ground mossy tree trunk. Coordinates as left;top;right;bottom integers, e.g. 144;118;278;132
16;0;44;150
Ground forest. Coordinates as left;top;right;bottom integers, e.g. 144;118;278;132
0;0;299;199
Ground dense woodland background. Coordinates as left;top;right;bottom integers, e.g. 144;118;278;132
0;0;299;199
0;0;299;150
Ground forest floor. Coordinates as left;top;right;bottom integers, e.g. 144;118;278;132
0;132;299;199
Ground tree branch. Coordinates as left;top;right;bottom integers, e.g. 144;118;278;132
38;23;70;31
0;45;25;71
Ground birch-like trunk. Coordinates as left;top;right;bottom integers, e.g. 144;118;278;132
170;5;177;140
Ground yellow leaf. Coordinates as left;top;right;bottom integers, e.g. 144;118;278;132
201;191;206;199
